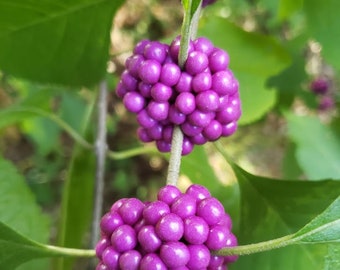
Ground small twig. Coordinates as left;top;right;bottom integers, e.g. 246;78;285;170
91;80;108;249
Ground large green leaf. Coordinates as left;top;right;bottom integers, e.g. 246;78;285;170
0;157;50;270
198;17;291;124
0;0;124;86
0;221;95;270
230;163;340;270
304;0;340;71
286;114;340;180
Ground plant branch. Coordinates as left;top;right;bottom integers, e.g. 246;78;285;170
44;245;96;258
166;126;184;185
91;80;108;249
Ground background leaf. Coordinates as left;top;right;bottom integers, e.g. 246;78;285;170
304;0;340;71
0;0;124;86
0;157;50;270
198;17;291;124
286;113;340;180
229;162;340;270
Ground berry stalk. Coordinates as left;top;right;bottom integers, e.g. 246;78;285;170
166;0;202;186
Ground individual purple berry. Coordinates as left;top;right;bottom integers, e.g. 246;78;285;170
184;216;209;244
310;77;330;95
111;224;137;252
175;92;196;115
203;120;223;141
138;82;152;98
181;122;203;137
147;101;169;121
221;121;238;136
186;244;211;269
170;36;194;63
147;123;163;140
121;70;138;91
138;225;162;253
212;71;235;96
138;59;162;84
133;39;150;55
197;197;225;225
176;72;193;92
96;263;108;270
171;194;197;219
123;92;145;113
140;253;167;270
116;81;129;99
205;225;229;250
169;105;186;125
102;247;120;270
192;72;212;92
155;213;184;242
209;48;229;72
188;110;214;128
185;51;209;75
110;198;128;212
186;184;211;202
100;212;124;236
218;213;233;230
151;83;173;102
216;104;242;124
223;232;239;263
194;37;214;56
182;137;194;155
157;185;181;205
96;237;110;259
160;242;190;268
162;125;174;143
137;127;153;143
119;250;141;270
190;133;208;145
143;201;170;225
118;198;144;225
160;63;181;86
209;255;225;269
126;54;145;78
137;109;156;129
144;41;167;63
196;90;220;112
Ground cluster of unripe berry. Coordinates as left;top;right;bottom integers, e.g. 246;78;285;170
116;36;241;155
96;184;238;269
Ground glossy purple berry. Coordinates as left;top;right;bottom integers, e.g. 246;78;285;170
96;237;110;259
176;72;193;92
221;121;238;136
144;41;167;63
147;101;169;121
206;224;229;250
175;92;196;115
223;232;239;263
181;122;203;137
121;70;138;91
102;247;120;270
137;109;156;128
138;82;152;98
155;213;184;242
111;224;137;252
118;198;144;225
143;200;170;225
138;225;162;253
169;105;186;125
190;133;208;145
216;104;241;124
184;216;209;244
171;194;197;218
197;197;225;225
212;71;235;96
203;120;223;141
133;39;150;55
137;127;153;143
160;63;181;86
182;137;194;155
126;54;145;78
157;185;181;205
188;110;214;128
160;242;190;268
194;37;214;56
147;123;163;140
100;212;124;236
186;184;211;202
96;263;108;270
209;255;225;269
123;92;145;113
119;250;141;270
140;253;167;270
196;90;220;112
187;244;211;269
209;48;229;72
138;59;161;84
185;51;209;75
116;81;128;99
192;72;212;92
150;83;173;101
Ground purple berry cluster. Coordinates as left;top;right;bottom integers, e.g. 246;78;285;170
96;184;238;270
116;36;241;155
309;77;335;111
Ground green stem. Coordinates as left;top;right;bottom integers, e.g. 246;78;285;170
213;234;297;256
43;245;95;258
107;146;158;160
166;126;184;185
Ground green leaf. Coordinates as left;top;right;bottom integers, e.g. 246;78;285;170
304;0;340;71
0;157;50;270
278;0;303;20
0;221;95;270
0;0;124;86
294;196;340;243
230;163;340;270
198;17;291;124
286;113;340;180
